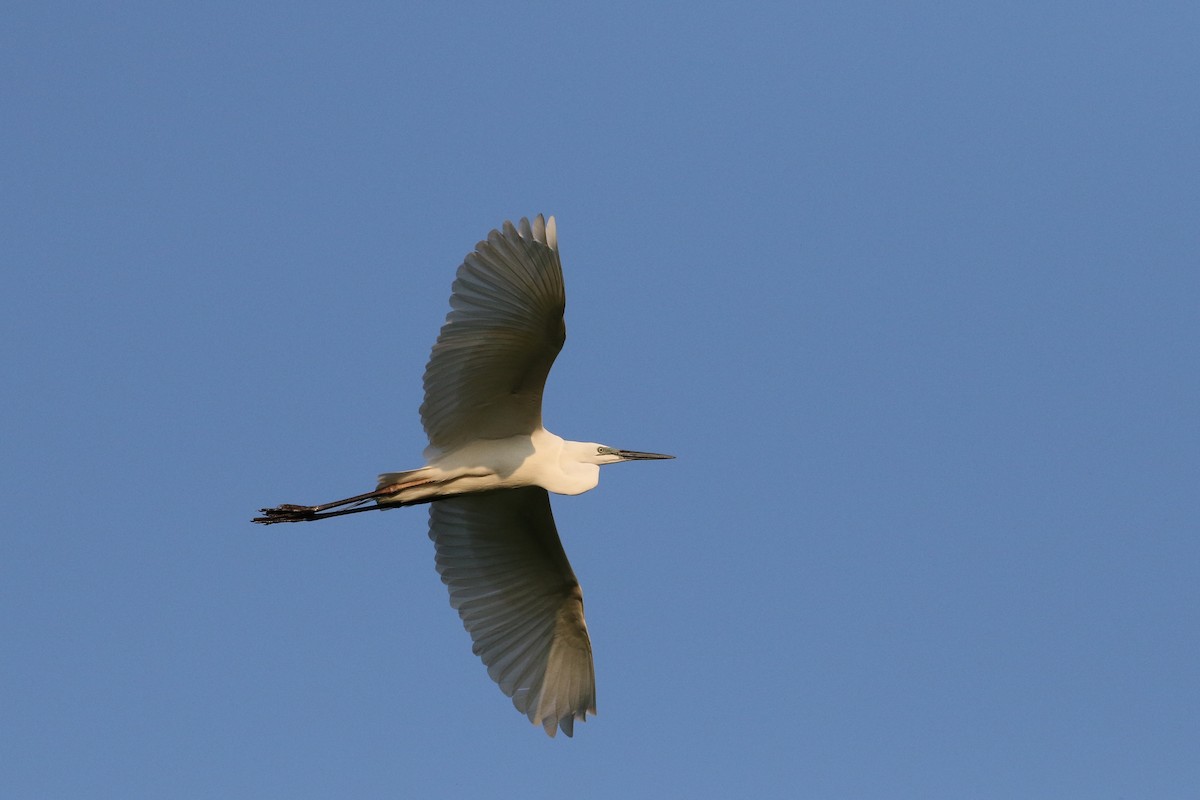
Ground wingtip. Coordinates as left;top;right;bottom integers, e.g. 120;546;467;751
536;712;585;738
514;214;557;252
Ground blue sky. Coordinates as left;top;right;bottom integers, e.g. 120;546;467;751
3;2;1197;797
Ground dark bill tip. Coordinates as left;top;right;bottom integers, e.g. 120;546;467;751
616;450;675;460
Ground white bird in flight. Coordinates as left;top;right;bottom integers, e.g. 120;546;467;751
255;215;672;737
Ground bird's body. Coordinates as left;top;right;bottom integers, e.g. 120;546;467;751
376;430;609;504
255;215;671;737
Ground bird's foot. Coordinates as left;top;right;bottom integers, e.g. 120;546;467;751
253;504;319;524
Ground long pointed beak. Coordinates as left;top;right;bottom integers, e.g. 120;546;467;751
616;450;675;461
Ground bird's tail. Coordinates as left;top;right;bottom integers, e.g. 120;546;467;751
375;467;440;506
376;468;426;490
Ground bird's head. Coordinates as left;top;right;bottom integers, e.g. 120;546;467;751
584;444;675;466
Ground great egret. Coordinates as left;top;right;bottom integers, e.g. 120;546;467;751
254;215;672;737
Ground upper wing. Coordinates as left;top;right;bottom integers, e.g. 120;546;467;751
421;216;566;451
429;487;596;737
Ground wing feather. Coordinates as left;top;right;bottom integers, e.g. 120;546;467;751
421;216;565;450
429;487;596;737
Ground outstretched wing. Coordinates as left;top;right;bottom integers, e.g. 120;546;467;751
421;215;566;452
428;487;596;737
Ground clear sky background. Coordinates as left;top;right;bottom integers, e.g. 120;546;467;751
3;3;1197;798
